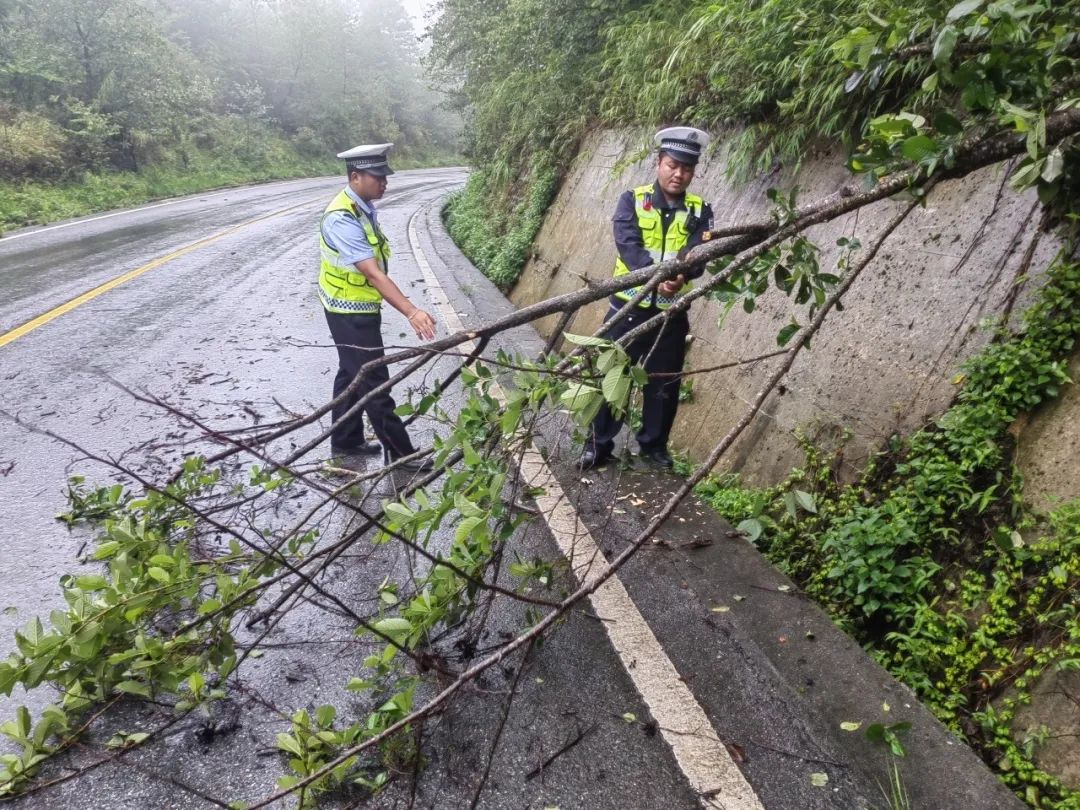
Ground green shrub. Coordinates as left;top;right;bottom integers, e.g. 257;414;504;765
0;112;67;179
444;153;559;289
0;139;339;233
692;251;1080;808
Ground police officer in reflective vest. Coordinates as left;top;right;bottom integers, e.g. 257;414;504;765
578;127;715;471
319;143;436;471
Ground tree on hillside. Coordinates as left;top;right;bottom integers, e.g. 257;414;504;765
0;0;460;183
0;0;207;174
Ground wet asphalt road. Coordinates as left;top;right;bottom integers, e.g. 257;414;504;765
0;172;703;809
0;173;1018;810
0;171;459;699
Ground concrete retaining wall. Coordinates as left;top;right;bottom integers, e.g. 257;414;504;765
511;129;1075;491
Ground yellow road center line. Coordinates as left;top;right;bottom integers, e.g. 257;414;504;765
407;208;763;810
0;198;321;349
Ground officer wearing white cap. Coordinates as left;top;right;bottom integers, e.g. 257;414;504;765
578;126;715;471
318;143;436;471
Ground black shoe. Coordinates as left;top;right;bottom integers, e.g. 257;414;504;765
576;447;612;471
331;440;382;456
638;446;674;468
391;454;435;473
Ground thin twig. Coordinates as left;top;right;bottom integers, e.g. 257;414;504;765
469;639;536;806
524;722;599;781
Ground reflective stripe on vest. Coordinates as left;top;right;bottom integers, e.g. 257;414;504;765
317;189;392;315
613;185;703;310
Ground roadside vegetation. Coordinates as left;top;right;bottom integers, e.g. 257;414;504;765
432;0;1078;287
0;0;1078;807
0;0;462;234
431;0;1080;806
694;251;1080;807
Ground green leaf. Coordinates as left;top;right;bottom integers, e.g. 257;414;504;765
91;542;120;561
737;519;763;542
315;705;336;727
1042;147;1064;183
74;575;109;591
782;490;798;519
49;610;71;634
115;680;150;697
384;502;415;524
488;472;507;504
276;733;305;757
500;401;522;434
933;111;963;136
454;493;483;519
932;26;958;65
1010;158;1045;190
946;0;983;22
455;515;486;545
601;367;631;410
24;618;43;645
562;332;610;348
596;348;623;374
147;567;171;584
0;664;19;697
330;754;359;783
462;439;482;466
901;135;938;163
560;384;604;424
794;490;817;513
15;706;30;739
560;383;601;412
1037;181;1060;205
371;617;412;638
777;322;800;347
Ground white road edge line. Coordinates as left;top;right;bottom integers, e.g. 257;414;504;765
407;207;764;810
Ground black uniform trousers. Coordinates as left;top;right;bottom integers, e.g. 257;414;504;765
325;310;415;459
587;300;690;456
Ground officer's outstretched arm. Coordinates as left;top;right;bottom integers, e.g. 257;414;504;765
352;257;436;340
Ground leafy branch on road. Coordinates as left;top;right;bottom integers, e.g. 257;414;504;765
1;1;1079;806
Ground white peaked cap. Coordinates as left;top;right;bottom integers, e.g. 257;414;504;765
337;143;395;175
654;127;710;165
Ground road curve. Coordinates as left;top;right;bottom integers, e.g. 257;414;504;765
0;169;466;711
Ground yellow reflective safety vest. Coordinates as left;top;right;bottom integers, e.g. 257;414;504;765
613;185;704;310
317;189;392;314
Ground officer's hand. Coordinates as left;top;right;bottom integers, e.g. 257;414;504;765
407;308;436;341
658;274;686;297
